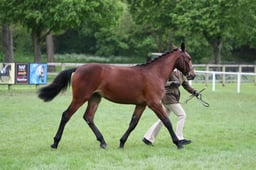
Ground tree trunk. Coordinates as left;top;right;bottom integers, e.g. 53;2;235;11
2;24;14;62
32;29;42;62
213;36;222;64
46;33;55;72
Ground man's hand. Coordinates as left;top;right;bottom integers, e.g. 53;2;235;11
193;91;200;97
170;81;180;88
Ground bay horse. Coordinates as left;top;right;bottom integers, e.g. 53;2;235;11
38;43;195;150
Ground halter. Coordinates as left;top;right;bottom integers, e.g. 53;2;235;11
185;88;210;107
179;50;193;78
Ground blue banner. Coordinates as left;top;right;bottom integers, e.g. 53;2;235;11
29;63;47;84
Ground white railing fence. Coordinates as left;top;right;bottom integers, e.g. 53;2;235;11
191;71;256;93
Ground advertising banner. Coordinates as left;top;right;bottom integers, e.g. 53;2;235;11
0;63;15;84
29;63;47;84
15;63;29;84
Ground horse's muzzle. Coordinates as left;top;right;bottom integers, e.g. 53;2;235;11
186;74;196;80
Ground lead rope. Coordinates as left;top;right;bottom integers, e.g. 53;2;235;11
185;88;210;107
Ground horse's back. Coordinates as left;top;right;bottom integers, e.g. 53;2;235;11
75;63;143;81
72;63;156;104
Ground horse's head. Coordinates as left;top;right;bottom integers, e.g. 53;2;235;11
173;43;196;80
36;65;45;82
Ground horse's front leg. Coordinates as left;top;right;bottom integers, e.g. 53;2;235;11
148;102;183;149
83;93;107;149
119;105;146;148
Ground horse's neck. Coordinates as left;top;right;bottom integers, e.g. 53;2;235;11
147;54;179;82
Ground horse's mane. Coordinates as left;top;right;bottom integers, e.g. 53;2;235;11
137;48;178;67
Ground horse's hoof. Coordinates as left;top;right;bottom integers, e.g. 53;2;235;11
100;143;107;149
119;143;125;149
51;144;58;149
177;144;184;149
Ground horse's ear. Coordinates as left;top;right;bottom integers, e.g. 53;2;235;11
172;44;178;49
181;42;185;52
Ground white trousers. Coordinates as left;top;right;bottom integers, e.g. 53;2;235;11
144;103;186;143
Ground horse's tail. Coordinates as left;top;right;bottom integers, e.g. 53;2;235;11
38;68;77;102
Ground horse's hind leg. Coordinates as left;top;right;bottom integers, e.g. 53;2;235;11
119;105;146;148
51;100;83;149
83;93;107;149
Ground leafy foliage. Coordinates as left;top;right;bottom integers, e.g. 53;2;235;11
0;0;124;62
127;0;256;63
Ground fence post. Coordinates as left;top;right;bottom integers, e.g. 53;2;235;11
254;65;256;85
212;72;215;91
61;63;65;71
8;84;12;92
238;65;242;73
222;65;225;85
206;64;209;87
237;73;241;93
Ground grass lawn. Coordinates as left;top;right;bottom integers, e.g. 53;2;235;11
0;83;256;170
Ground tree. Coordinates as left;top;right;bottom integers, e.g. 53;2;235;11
231;0;256;47
127;0;256;64
127;0;180;52
0;0;123;62
0;1;14;62
174;0;256;64
2;24;14;62
46;33;55;71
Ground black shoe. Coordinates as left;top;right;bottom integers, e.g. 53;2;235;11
142;138;152;145
180;139;192;145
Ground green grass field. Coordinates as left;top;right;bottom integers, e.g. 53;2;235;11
0;83;256;170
